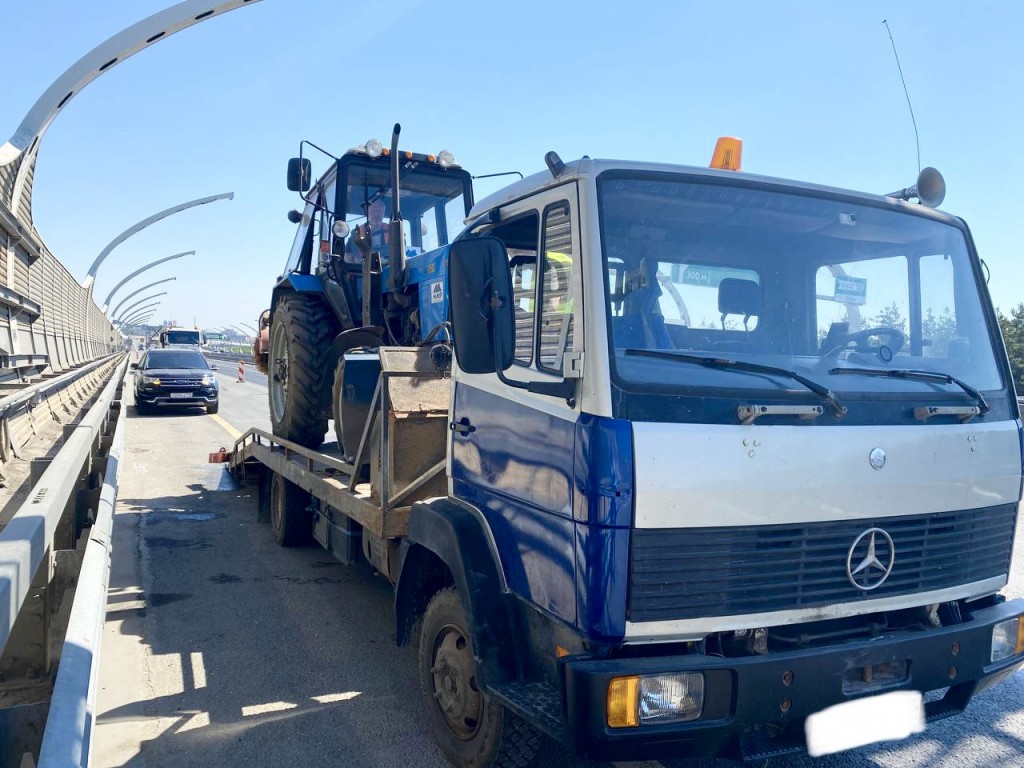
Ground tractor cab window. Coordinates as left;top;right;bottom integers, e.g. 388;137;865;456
337;160;472;260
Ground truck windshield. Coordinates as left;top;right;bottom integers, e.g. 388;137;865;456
598;174;1004;410
164;330;201;346
340;160;471;253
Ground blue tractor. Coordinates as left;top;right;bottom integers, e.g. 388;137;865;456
266;126;474;449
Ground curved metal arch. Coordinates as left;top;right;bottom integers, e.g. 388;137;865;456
122;313;155;328
101;250;194;309
115;293;168;323
1;0;262;213
84;194;230;289
121;311;155;326
121;301;162;322
121;304;161;326
110;277;177;319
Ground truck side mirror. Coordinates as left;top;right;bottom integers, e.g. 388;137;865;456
287;158;312;192
448;238;515;374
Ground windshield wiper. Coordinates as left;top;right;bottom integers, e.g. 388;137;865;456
624;349;847;418
828;367;990;415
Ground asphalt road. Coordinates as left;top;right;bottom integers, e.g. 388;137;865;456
93;373;1024;768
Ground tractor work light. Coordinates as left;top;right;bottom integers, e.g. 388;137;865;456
332;220;350;239
364;139;383;158
991;616;1024;662
607;672;705;728
437;150;456;168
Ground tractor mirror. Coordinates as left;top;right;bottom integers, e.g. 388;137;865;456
287;158;312;192
448;238;515;374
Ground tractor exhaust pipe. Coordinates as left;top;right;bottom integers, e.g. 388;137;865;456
389;123;405;293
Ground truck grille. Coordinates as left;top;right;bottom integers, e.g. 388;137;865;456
628;504;1017;622
161;378;202;386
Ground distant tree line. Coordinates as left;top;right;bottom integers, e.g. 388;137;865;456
997;305;1024;393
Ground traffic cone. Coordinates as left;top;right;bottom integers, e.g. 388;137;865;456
237;359;246;383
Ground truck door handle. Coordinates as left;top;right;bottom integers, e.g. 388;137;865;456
450;418;476;436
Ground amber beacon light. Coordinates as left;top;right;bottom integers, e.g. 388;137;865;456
709;137;743;171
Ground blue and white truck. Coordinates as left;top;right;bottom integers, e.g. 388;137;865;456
232;129;1024;765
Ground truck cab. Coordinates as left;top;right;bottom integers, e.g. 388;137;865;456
398;156;1024;763
158;326;203;348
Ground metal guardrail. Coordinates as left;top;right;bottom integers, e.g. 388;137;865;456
0;356;127;650
0;356;126;765
0;355;113;417
0;354;119;470
37;366;126;767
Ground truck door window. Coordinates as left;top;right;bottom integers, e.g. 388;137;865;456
511;257;537;363
538;203;574;372
482;212;540;366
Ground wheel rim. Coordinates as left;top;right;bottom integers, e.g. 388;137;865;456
269;321;288;423
430;623;484;741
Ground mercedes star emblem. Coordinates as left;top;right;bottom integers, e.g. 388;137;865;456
869;448;886;470
846;528;895;591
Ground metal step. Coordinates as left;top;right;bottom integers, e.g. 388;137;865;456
488;680;567;742
739;725;806;762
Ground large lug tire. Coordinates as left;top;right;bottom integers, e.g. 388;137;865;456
331;355;346;454
330;328;384;456
268;293;339;449
417;587;539;768
270;472;311;547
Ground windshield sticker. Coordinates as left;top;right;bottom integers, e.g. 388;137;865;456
834;276;867;305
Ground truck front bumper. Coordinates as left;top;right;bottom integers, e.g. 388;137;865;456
564;598;1024;762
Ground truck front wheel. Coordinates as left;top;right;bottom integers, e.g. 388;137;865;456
417;587;539;768
268;293;339;448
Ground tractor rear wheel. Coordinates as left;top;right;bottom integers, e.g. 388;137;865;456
268;293;339;448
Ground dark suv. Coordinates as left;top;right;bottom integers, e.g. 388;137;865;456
132;348;219;414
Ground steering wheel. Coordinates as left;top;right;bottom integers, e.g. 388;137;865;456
823;326;906;359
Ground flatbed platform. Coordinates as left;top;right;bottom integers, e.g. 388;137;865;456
229;428;410;539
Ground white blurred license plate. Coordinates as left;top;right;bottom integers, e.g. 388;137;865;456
805;690;924;757
169;392;193;399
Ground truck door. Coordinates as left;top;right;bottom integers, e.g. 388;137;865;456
449;185;582;627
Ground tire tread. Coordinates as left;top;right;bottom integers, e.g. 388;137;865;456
269;293;339;448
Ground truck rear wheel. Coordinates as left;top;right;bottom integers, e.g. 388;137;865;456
270;472;311;547
417;587;539;768
268;293;339;448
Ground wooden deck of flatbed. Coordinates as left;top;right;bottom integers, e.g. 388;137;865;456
229;428;409;539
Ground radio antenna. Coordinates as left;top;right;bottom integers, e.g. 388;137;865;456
882;19;921;174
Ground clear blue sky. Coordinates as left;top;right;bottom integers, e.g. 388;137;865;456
4;1;1023;330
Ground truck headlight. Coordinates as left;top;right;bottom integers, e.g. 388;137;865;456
607;672;705;728
201;374;215;385
991;616;1024;662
